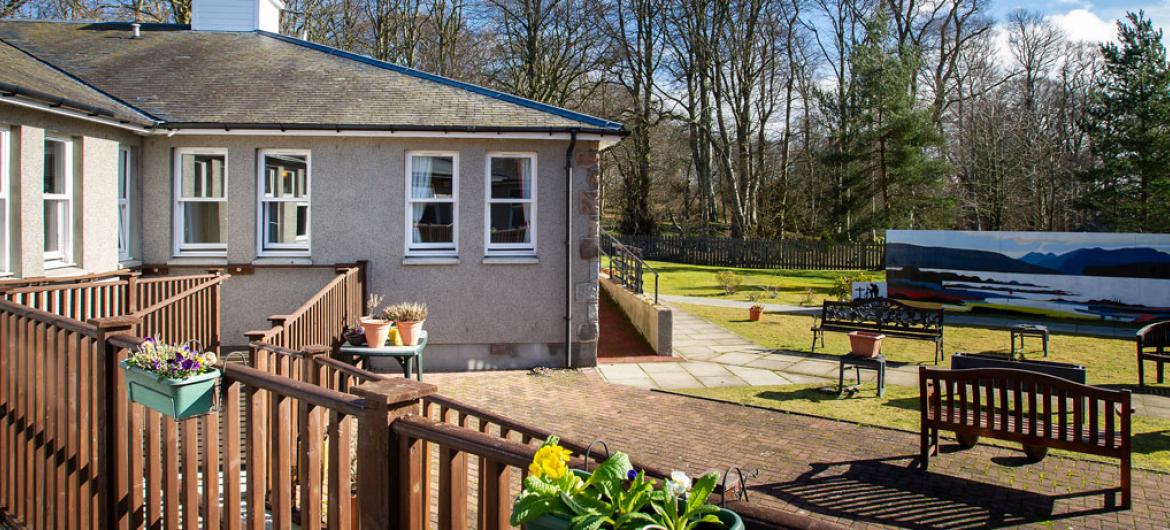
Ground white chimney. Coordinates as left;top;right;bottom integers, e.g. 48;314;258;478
191;0;284;32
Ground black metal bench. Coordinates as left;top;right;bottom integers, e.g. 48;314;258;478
811;297;945;363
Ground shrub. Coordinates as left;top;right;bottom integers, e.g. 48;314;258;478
716;270;744;294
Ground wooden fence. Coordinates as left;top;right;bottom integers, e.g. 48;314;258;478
246;262;366;353
616;234;885;270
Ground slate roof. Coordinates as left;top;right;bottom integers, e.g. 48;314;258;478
0;21;624;133
0;39;153;125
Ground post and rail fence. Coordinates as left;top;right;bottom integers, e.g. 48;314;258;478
614;234;885;271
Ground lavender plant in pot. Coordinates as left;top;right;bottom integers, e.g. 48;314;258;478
384;302;427;346
360;294;391;348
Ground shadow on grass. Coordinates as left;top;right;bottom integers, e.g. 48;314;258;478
754;388;921;414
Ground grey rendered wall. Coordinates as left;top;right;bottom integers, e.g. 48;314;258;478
0;106;142;278
140;135;602;370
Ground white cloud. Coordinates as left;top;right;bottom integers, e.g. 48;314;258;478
1046;8;1116;44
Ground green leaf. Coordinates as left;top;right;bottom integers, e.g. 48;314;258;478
561;490;610;516
569;513;611;530
585;452;633;500
686;473;719;514
510;496;561;527
523;475;562;497
614;511;657;530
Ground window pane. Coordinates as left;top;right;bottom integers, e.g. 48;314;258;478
410;156;454;199
265;201;309;246
118;203;129;253
411;203;454;244
264;154;308;198
489;203;531;244
180;154;225;199
118;151;127;199
44;199;64;253
490;157;531;199
44;140;65;194
182;202;225;244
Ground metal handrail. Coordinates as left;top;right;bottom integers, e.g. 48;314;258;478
601;231;660;304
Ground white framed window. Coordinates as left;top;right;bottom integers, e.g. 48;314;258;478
405;151;458;256
484;153;537;255
0;128;8;273
173;148;228;256
43;137;73;266
257;149;310;256
117;147;132;261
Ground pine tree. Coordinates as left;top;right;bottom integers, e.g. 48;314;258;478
822;12;951;240
1081;11;1170;232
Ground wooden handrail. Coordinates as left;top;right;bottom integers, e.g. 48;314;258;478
4;279;129;295
134;273;220;286
219;362;366;417
316;354;384;382
284;271;350;322
0;297;101;336
250;341;305;358
922;367;1129;401
0;268;132;289
132;275;227;318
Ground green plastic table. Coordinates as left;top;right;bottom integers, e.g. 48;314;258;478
338;331;428;381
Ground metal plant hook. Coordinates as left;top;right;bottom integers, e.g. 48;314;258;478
582;440;611;472
719;467;759;506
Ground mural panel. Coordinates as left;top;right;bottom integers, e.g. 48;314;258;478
886;230;1170;323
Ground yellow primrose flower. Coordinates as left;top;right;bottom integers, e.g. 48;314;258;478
528;443;571;479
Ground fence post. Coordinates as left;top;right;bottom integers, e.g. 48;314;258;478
125;272;140;315
350;378;437;530
92;315;139;530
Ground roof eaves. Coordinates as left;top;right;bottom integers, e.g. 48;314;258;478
160;121;630;136
0;35;163;125
258;31;625;133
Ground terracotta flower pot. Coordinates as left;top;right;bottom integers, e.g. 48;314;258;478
748;306;763;321
361;319;392;348
396;320;425;346
848;331;885;358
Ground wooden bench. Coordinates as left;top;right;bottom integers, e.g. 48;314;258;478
1137;320;1170;388
812;298;945;363
919;367;1133;508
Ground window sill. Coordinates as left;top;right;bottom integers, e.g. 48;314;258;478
402;256;460;266
253;256;313;265
482;255;539;265
119;259;142;268
44;265;86;276
168;257;229;267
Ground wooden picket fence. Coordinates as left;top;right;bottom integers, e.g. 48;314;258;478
616;234;885;270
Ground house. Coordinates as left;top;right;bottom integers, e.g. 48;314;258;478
0;0;625;370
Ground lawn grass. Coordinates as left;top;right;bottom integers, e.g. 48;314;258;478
676;383;1170;473
643;260;883;307
674;302;1168;390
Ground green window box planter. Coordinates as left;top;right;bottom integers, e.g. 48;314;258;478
518;470;744;530
119;360;221;420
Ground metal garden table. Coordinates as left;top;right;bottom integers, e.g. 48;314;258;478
338;331;428;381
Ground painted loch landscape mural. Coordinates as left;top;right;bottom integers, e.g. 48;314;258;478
886;231;1170;324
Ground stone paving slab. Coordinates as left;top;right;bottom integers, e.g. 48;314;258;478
429;370;1169;529
600;304;1170;418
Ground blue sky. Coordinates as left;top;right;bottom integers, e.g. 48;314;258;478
989;1;1170;43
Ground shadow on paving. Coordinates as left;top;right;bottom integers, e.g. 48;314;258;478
758;456;1124;529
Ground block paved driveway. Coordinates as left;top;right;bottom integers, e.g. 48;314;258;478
427;369;1170;529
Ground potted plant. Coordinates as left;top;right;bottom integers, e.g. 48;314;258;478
747;295;764;322
343;320;367;346
512;436;743;530
119;338;220;420
384;302;427;346
848;331;885;358
360;294;391;348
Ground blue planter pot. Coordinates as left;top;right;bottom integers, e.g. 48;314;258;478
120;360;220;420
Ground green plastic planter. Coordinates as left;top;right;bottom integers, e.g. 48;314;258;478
120;360;220;420
519;470;744;530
